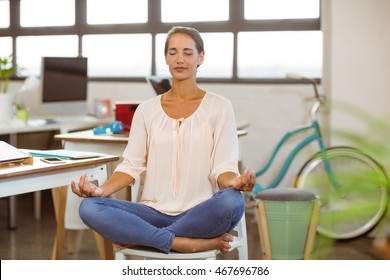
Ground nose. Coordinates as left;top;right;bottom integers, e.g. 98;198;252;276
176;53;184;64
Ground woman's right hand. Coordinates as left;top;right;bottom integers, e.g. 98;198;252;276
71;174;103;198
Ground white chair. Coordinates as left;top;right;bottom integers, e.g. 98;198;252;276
115;186;248;260
115;212;248;260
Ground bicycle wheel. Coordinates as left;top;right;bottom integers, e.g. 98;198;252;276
295;146;389;239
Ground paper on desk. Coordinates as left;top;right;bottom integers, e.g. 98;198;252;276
0;141;31;164
25;149;106;160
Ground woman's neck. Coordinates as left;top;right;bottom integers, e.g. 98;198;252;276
168;81;203;102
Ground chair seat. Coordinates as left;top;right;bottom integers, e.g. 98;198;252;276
115;219;248;260
117;247;219;260
114;188;248;260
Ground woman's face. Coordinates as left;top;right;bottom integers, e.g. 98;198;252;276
165;33;204;81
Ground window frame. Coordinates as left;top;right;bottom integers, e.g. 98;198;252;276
0;0;321;84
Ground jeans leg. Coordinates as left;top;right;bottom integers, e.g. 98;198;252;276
166;188;245;238
79;198;175;253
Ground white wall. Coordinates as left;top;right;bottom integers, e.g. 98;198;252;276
324;0;390;171
326;0;390;116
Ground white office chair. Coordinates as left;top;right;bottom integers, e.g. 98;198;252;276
115;187;248;260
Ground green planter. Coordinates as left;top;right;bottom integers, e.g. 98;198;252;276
263;200;315;259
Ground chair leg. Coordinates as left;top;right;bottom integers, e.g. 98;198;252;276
255;200;272;260
304;200;320;260
236;215;248;260
67;230;77;254
237;243;248;260
115;251;126;260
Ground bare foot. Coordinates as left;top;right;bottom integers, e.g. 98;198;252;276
171;233;233;254
114;242;129;250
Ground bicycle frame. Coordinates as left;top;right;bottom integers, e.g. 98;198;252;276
253;101;341;194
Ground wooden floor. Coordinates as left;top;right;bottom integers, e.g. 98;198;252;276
0;190;387;260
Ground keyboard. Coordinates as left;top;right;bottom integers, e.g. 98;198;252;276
27;115;99;126
51;115;99;123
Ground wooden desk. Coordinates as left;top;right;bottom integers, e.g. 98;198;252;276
55;130;131;201
0;155;119;260
0;116;111;229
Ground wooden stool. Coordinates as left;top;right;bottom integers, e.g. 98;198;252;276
255;188;320;260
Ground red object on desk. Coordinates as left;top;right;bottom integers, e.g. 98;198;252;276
115;102;140;131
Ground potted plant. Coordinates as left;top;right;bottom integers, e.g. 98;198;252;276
0;54;18;122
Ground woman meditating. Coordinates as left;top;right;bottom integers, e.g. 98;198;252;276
71;26;255;254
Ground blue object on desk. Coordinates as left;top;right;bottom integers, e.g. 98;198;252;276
93;121;124;135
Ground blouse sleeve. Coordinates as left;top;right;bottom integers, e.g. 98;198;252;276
209;98;240;190
114;104;148;184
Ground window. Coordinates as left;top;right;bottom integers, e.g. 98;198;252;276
0;0;10;28
20;0;75;27
87;0;148;25
238;31;322;79
17;35;78;76
245;0;320;20
161;0;229;23
0;37;12;57
3;0;321;82
82;34;152;77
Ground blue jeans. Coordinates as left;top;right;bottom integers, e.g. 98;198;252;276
79;188;244;253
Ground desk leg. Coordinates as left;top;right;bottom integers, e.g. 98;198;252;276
8;133;18;230
51;185;68;260
92;230;114;260
7;196;17;229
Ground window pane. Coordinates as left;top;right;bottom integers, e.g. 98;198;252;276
161;0;229;23
20;0;75;27
238;31;322;79
0;37;12;57
155;32;233;78
197;33;233;78
16;35;78;76
155;34;169;77
245;0;319;20
82;34;152;77
87;0;147;25
0;0;10;28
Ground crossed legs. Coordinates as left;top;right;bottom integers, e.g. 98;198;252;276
79;188;244;253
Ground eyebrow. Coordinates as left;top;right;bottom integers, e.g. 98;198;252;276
168;47;194;52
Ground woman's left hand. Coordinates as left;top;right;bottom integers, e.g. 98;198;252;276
230;167;256;192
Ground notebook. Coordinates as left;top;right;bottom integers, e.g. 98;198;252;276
0;141;31;164
25;149;106;160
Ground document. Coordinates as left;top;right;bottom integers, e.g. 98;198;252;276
0;141;32;164
25;149;106;160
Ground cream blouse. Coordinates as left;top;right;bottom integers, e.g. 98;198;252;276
114;92;240;215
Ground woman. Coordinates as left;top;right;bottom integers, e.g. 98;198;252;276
71;26;255;254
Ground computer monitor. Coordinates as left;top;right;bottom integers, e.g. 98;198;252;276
39;56;88;118
146;76;171;95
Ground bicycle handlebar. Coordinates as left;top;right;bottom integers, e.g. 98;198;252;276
286;73;321;101
286;73;324;121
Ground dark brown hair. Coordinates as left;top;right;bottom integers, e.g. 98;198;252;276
164;26;204;56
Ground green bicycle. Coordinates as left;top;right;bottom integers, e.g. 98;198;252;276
251;74;389;239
